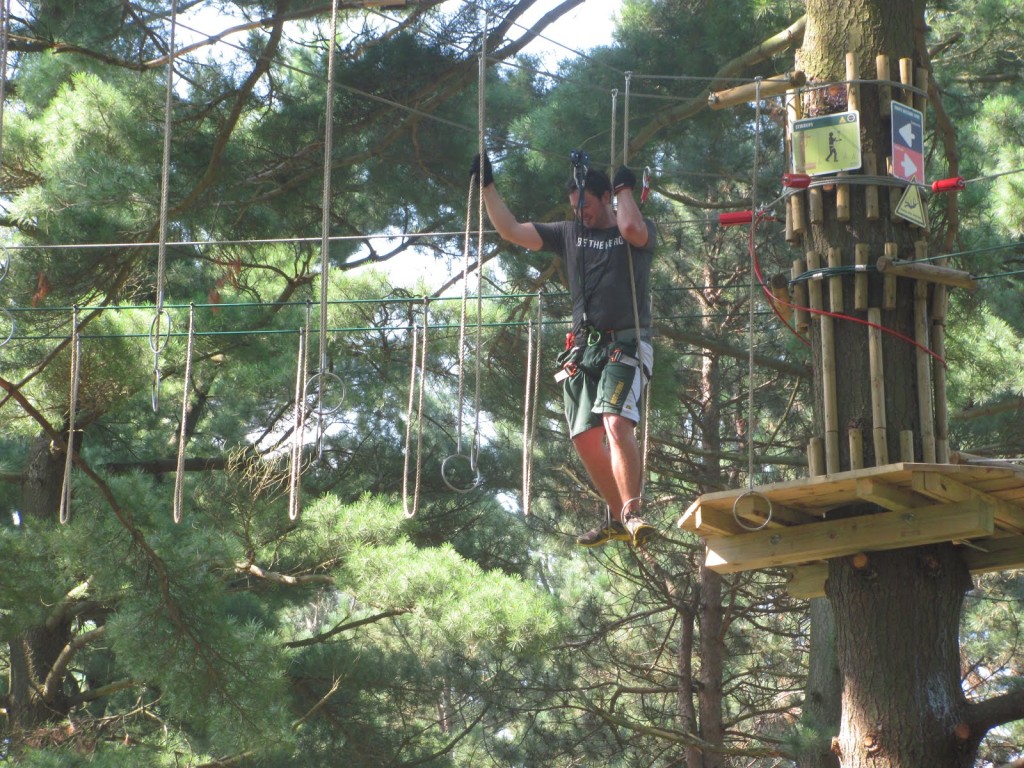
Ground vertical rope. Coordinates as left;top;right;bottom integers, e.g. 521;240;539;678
746;78;764;489
0;0;11;169
172;303;195;523
521;296;544;516
151;1;177;413
59;307;81;525
622;71;632;166
609;89;618;175
312;0;341;464
288;318;310;522
471;18;487;472
403;302;429;518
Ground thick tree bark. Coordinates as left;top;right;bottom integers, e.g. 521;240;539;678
797;1;993;766
797;599;842;768
827;546;974;767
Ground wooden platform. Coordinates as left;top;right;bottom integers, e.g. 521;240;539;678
676;462;1024;598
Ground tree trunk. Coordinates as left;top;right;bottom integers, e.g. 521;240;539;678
797;1;985;766
827;546;974;767
797;599;842;768
6;435;74;734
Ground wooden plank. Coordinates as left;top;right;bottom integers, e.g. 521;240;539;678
962;536;1024;574
677;498;747;537
855;478;930;511
703;499;993;574
911;471;1024;534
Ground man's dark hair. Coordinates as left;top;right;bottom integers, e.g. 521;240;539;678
565;168;612;199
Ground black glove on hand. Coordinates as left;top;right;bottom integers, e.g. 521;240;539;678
470;153;494;187
613;165;636;193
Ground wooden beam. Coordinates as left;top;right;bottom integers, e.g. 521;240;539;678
787;536;1024;598
911;471;1024;534
708;71;806;110
786;562;829;600
703;499;993;574
677;498;747;537
855;477;930;511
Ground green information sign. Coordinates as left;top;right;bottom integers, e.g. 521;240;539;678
791;111;862;176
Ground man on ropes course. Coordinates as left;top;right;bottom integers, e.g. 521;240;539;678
471;152;657;547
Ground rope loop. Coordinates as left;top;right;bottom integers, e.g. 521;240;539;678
731;488;773;532
172;303;195;524
59;306;82;525
441;452;483;494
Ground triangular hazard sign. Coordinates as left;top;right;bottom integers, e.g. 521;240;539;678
894;184;928;228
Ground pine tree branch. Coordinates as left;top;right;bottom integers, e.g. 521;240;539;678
284;608;412;648
67;678;137;706
965;687;1024;735
628;15;807;153
42;626;107;703
236;562;335;587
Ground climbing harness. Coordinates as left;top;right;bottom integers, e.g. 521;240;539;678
172;303;195;523
58;306;82;525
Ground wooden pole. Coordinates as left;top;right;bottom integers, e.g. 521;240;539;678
899;430;916;462
809;187;824;225
876;256;979;291
828;247;844;313
875;54;892;118
882;243;898;310
791;191;807;238
806;250;823;315
792;258;809;333
899;58;914;107
846;52;860;112
836;172;851;222
771;274;794;323
709;71;806;110
864;152;880;220
868;307;889;465
915;280;937;462
932;284;950;463
808;436;825;477
854;243;869;311
849;427;865;470
822;314;840;473
915;66;929;115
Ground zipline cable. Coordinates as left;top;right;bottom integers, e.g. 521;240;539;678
58;306;81;525
173;303;195;524
151;0;178;414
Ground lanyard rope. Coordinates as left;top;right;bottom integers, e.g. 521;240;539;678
59;306;81;524
172;303;195;523
289;315;311;522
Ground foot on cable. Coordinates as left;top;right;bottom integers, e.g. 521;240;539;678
623;512;656;546
576;519;631;547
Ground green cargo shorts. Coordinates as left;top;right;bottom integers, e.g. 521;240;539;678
560;339;653;439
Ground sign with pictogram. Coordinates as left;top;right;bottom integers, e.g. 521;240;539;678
894;184;928;228
791;111;862;176
891;102;925;184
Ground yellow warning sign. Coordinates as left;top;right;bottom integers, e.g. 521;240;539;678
894;184;928;228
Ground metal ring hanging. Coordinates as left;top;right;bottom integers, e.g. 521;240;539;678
0;245;9;283
441;452;483;494
149;308;173;353
0;306;13;349
304;370;346;416
731;488;774;532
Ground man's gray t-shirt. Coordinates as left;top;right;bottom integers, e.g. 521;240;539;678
533;220;656;334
